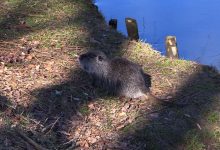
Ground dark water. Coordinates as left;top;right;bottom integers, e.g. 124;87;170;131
95;0;220;69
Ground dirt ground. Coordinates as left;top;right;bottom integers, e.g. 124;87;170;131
0;0;220;150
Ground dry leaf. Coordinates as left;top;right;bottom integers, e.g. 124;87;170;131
118;112;126;117
36;65;40;71
26;55;33;60
116;124;125;130
88;103;95;110
44;61;54;71
88;137;97;144
31;41;40;48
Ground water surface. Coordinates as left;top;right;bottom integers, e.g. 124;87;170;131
95;0;220;69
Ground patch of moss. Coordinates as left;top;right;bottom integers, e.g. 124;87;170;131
207;111;219;123
185;130;205;150
79;104;90;116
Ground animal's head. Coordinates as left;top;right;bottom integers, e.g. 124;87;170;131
79;51;109;75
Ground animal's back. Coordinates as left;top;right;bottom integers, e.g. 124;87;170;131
109;57;140;79
108;57;150;98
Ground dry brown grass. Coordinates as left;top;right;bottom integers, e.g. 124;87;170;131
0;0;220;149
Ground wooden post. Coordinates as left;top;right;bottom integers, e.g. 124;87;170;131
94;5;98;10
109;19;117;29
125;18;139;40
165;36;179;59
92;4;98;11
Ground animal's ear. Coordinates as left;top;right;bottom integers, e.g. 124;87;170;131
97;55;103;61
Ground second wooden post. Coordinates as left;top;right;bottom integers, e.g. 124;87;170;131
125;18;139;40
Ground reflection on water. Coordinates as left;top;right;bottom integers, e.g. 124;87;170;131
95;0;220;69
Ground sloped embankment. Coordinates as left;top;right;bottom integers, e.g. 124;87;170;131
0;0;220;149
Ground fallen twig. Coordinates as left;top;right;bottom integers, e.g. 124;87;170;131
16;129;48;150
42;117;60;134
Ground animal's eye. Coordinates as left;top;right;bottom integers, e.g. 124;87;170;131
98;56;103;61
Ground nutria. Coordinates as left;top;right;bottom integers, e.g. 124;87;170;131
78;51;188;108
79;50;151;99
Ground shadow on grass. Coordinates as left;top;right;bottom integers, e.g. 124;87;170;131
0;94;10;112
0;0;49;40
17;56;219;149
23;59;220;149
0;0;124;149
118;66;220;149
1;0;220;149
0;95;26;149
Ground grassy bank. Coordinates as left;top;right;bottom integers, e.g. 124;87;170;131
0;0;220;149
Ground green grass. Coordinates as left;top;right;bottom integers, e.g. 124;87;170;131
1;0;220;149
79;104;90;116
0;0;91;47
207;111;219;123
185;132;205;150
183;128;220;150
